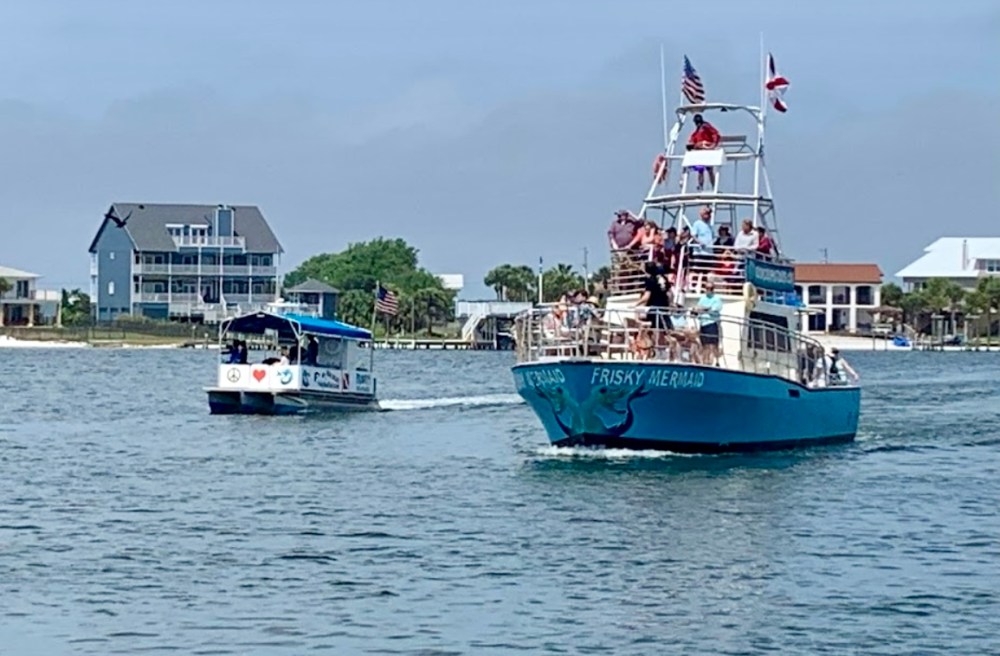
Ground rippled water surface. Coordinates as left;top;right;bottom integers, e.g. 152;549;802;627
2;348;999;654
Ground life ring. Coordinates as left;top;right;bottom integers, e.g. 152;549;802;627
742;282;758;312
652;154;668;184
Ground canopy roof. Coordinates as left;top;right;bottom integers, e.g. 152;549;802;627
222;311;371;341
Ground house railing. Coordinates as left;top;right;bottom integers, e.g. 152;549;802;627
172;235;246;249
133;263;274;277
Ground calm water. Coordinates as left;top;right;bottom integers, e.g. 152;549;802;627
1;347;999;655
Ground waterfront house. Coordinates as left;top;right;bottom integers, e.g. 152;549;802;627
895;237;1000;292
283;279;339;319
88;203;283;323
793;263;883;334
0;264;59;326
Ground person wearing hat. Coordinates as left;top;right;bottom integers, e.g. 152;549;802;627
826;347;859;384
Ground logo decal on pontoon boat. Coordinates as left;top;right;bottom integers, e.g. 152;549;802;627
531;383;649;438
252;368;267;382
226;367;241;383
277;368;293;385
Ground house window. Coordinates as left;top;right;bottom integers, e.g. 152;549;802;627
832;285;851;305
16;280;30;298
109;251;115;260
807;285;825;305
855;285;874;306
985;260;1000;273
108;281;115;296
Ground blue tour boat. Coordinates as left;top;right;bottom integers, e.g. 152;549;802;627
205;303;379;414
512;82;860;453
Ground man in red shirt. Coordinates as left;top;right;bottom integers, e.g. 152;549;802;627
686;114;721;191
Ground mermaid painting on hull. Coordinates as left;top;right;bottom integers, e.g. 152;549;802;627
530;384;649;440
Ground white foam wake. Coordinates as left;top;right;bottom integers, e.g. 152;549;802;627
534;446;697;459
379;393;524;411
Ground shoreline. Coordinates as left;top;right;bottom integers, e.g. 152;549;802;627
0;335;218;350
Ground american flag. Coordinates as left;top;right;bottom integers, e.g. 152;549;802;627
765;52;789;113
375;285;399;315
682;55;705;104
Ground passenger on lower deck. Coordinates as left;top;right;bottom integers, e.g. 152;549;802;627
305;336;319;365
634;262;673;331
827;348;859;384
694;281;723;366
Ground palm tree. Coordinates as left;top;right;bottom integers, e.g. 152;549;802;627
0;277;9;327
967;277;1000;346
591;265;612;294
542;263;585;303
484;265;513;300
922;278;966;336
880;282;904;308
414;287;453;336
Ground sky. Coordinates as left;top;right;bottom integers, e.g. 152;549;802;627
1;0;998;297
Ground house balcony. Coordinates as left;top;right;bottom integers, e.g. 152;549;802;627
134;262;171;275
133;263;275;276
172;235;246;249
134;292;202;304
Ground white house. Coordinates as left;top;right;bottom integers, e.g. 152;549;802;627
793;263;883;334
895;237;1000;292
0;264;57;326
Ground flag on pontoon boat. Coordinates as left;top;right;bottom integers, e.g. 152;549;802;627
765;52;789;113
375;285;399;315
682;55;705;104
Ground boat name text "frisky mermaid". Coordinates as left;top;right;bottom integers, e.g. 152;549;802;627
515;366;705;390
590;367;705;389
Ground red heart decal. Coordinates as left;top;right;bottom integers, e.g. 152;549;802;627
252;368;267;382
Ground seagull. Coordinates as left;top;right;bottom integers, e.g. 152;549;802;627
105;209;132;228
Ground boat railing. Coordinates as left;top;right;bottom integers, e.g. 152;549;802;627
514;306;841;388
608;244;796;301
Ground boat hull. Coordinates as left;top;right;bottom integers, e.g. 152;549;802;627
512;360;860;453
205;388;380;415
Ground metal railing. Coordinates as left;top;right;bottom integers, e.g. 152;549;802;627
608;243;791;300
514;306;843;388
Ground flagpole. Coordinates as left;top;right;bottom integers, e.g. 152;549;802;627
370;280;379;337
759;32;767;124
660;44;669;149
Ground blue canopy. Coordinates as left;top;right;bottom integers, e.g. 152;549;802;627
222;311;371;341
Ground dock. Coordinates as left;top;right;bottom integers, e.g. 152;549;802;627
375;338;479;350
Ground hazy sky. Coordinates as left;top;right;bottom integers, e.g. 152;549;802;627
1;0;998;296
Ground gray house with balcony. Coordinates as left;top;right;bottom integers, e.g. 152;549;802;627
88;203;283;323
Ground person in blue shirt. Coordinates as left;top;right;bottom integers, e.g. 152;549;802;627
694;281;724;365
690;206;715;289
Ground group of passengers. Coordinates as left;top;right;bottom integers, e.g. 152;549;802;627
542;289;602;338
224;335;320;366
608;206;777;292
632;262;724;365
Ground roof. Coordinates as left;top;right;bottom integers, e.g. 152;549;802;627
895;237;1000;279
88;203;283;253
0;264;40;279
794;263;883;284
285;278;339;294
222;310;371;341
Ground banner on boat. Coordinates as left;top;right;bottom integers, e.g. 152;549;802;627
745;258;795;292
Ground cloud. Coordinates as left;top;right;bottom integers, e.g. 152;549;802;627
0;5;998;294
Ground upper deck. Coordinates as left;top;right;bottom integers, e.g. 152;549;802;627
607;98;789;304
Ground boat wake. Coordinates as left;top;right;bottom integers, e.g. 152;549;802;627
533;446;698;459
379;393;524;412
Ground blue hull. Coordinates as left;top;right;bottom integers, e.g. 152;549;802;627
513;361;860;453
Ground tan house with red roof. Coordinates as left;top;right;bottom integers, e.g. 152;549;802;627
793;263;883;334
